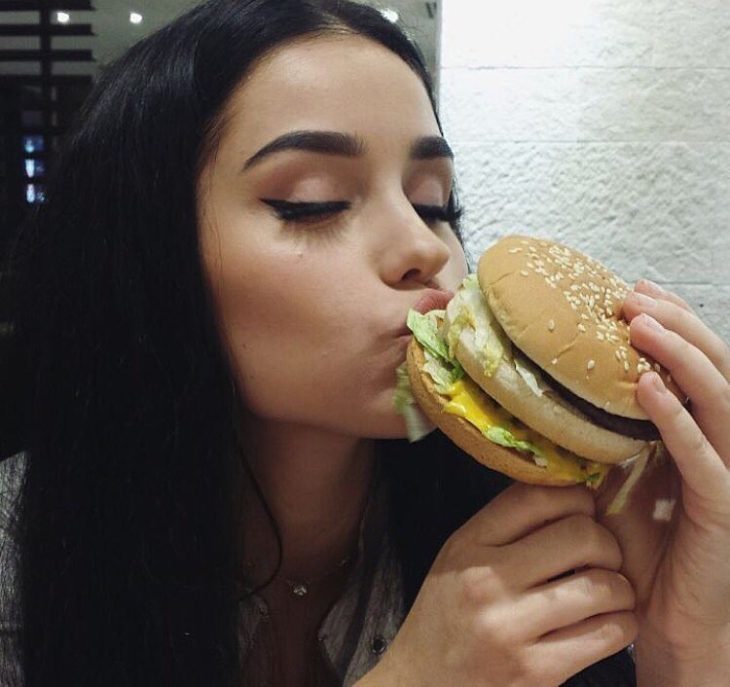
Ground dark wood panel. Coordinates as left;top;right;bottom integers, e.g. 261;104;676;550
0;75;92;85
0;49;93;62
0;0;93;9
0;23;93;36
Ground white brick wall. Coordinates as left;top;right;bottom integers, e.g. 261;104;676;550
439;0;730;343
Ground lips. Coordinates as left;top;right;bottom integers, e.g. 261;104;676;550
395;288;455;338
412;289;455;315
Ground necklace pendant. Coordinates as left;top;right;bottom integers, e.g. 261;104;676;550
291;583;308;598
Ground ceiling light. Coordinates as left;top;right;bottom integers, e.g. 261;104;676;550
56;11;70;24
379;8;399;23
129;12;143;24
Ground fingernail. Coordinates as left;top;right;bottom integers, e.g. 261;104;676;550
637;279;666;296
628;291;657;309
640;313;665;333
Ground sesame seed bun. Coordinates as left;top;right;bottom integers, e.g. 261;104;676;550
448;307;645;463
478;235;679;421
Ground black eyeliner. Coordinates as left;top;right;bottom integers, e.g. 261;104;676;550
261;199;351;221
412;203;464;224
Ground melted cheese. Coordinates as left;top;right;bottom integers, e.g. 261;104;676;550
443;378;608;487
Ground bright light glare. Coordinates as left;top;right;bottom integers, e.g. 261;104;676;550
379;8;399;23
129;12;143;24
56;11;70;24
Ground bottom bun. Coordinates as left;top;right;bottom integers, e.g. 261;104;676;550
406;338;604;487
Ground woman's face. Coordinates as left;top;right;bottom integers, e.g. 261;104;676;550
198;34;467;438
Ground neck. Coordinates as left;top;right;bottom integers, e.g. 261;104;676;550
240;418;375;582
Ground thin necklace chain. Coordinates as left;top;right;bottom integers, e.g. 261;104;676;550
276;555;354;598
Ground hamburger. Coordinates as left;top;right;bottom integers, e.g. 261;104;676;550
398;235;680;489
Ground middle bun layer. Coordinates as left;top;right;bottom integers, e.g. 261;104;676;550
444;278;646;464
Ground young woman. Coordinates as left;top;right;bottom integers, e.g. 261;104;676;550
1;1;728;685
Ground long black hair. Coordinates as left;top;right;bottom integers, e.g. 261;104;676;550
0;0;633;685
0;1;463;685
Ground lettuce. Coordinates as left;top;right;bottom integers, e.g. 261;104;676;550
484;425;544;462
513;354;550;397
393;363;434;442
445;274;508;377
407;309;450;361
407;309;464;391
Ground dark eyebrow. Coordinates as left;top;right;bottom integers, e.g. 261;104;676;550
410;136;454;161
242;131;454;171
243;130;366;170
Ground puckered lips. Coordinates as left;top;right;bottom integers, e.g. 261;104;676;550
396;289;455;339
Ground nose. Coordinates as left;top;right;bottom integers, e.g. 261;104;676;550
377;199;454;288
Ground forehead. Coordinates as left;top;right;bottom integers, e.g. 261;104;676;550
216;34;440;158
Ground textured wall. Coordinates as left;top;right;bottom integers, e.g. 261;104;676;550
439;0;729;342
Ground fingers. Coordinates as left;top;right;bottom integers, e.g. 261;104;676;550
519;569;635;639
630;313;730;465
624;283;730;383
634;278;693;312
636;372;730;507
507;514;623;588
532;611;638;685
461;482;595;547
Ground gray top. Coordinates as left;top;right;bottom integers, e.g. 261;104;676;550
0;452;404;686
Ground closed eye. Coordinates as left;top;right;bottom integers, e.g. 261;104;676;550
261;199;350;222
412;203;464;225
261;199;464;226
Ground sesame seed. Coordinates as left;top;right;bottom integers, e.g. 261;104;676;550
548;319;555;331
654;363;661;372
508;248;522;254
624;361;630;372
520;270;529;277
551;358;558;365
578;324;587;332
587;360;596;370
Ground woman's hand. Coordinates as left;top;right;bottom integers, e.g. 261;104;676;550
358;484;637;687
599;279;730;685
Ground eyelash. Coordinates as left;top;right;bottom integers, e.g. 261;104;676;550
261;199;463;225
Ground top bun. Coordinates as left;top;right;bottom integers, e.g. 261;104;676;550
478;235;674;420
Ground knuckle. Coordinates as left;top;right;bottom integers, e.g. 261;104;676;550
710;336;730;374
689;429;712;457
459;563;504;604
568;513;600;544
594;570;635;607
672;333;693;367
571;517;621;566
598;612;638;649
471;607;505;645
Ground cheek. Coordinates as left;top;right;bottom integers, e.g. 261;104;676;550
205;242;352;414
